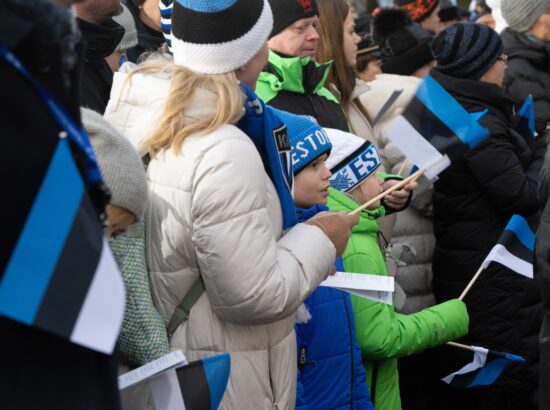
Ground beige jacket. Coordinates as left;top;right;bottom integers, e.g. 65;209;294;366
105;66;336;409
351;74;436;313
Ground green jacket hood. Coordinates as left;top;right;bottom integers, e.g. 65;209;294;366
257;50;338;102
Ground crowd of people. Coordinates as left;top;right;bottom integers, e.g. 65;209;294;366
2;0;550;409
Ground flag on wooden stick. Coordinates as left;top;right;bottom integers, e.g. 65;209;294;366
481;214;535;279
442;345;525;387
385;74;490;179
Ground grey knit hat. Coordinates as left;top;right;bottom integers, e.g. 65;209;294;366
81;108;147;220
113;3;138;52
432;22;503;79
501;0;550;32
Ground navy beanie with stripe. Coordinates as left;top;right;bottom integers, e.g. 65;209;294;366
273;109;331;175
170;0;273;74
432;22;503;80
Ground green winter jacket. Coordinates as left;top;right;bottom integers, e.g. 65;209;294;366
256;50;350;131
327;188;469;410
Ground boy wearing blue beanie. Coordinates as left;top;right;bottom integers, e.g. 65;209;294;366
275;109;374;410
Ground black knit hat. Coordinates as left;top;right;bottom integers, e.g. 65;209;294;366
373;9;434;76
269;0;319;38
432;22;503;80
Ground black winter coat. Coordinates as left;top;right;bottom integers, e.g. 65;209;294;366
502;28;550;135
429;69;545;409
77;17;124;114
536;138;550;410
0;1;119;409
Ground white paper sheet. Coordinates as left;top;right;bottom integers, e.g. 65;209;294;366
118;350;188;390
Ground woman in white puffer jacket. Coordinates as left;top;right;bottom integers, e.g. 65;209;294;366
104;1;357;409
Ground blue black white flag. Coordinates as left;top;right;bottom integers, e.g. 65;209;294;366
0;138;125;354
148;352;231;410
442;346;525;387
515;95;536;149
482;215;535;279
386;74;490;179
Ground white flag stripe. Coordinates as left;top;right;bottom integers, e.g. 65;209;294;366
150;369;187;410
70;237;125;354
442;346;488;384
385;115;451;179
482;244;534;278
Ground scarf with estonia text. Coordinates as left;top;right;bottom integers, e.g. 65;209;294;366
238;83;297;230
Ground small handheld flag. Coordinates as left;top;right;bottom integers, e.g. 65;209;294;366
515;95;536;149
385;74;490;179
481;215;535;278
0;138;125;354
442;345;525;388
121;351;231;410
459;214;535;300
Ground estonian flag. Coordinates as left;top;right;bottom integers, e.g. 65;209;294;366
514;95;536;149
442;346;525;387
0;137;125;354
481;214;535;279
149;353;231;410
386;74;489;179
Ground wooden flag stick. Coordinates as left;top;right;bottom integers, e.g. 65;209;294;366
397;160;408;176
447;341;476;352
459;265;485;301
349;168;426;215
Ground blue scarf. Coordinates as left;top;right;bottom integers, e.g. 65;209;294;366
238;83;297;229
297;205;344;271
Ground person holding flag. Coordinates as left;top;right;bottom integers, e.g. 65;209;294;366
427;22;546;410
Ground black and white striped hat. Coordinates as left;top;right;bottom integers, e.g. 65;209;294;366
171;0;273;74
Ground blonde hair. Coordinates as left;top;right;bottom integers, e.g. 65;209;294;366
123;54;244;156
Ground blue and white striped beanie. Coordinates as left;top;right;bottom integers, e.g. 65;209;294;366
159;0;173;52
273;109;332;175
170;0;273;74
325;129;382;193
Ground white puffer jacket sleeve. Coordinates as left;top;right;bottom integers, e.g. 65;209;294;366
191;134;336;325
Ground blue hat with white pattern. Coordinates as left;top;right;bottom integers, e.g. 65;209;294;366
273;109;332;175
325;128;381;192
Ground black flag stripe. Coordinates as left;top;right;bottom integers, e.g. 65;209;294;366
33;194;103;338
176;359;212;410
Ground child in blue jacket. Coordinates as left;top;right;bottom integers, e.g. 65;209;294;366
276;109;374;410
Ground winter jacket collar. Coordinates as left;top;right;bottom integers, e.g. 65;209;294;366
260;50;333;95
327;188;384;235
430;69;514;122
77;17;124;61
502;28;550;71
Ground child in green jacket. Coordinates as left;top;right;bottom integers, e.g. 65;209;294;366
325;128;470;410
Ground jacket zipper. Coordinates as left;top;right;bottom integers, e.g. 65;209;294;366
342;292;355;408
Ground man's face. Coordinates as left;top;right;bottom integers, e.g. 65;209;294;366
268;15;320;59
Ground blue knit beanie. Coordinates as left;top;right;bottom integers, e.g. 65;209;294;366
273;109;332;175
432;22;503;79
